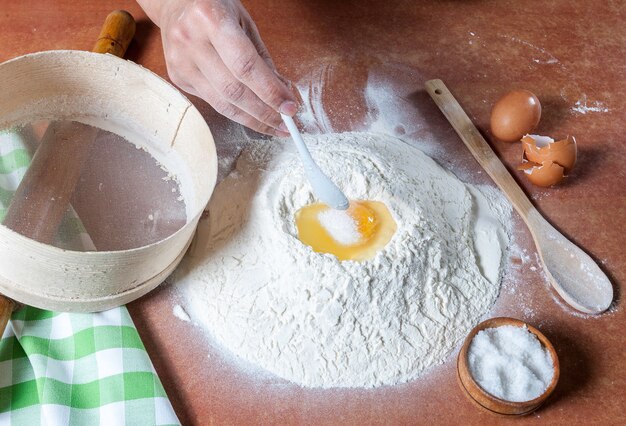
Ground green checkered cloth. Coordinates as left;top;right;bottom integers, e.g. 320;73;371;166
0;127;179;425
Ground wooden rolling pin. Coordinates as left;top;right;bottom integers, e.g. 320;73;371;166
0;11;136;332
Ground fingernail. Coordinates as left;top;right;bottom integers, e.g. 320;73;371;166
278;122;288;132
279;101;298;116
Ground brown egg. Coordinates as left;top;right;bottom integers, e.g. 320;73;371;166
518;161;565;187
490;90;542;142
521;135;577;173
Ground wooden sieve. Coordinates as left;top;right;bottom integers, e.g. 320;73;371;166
0;12;217;328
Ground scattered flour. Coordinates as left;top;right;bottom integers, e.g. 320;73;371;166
364;73;420;138
500;35;561;66
468;325;554;402
172;304;190;322
295;65;334;134
173;132;512;388
318;209;361;245
571;96;609;114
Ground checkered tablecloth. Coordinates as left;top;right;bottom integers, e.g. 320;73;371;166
0;126;179;425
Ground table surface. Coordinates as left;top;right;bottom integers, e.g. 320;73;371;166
1;1;625;424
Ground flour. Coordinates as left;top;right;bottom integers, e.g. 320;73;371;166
173;132;511;388
172;304;191;322
571;95;609;114
295;65;334;133
500;35;561;66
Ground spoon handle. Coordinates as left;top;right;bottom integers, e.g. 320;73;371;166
281;114;318;169
425;79;612;314
281;115;349;210
425;80;537;222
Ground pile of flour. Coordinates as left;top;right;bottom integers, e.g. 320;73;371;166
173;132;511;388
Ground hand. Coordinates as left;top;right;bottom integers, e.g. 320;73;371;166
138;0;297;136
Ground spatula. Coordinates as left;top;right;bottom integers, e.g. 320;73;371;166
425;79;613;314
281;114;349;210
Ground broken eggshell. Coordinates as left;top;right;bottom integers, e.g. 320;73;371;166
518;161;566;187
518;135;577;187
521;134;577;172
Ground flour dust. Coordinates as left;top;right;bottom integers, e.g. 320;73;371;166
172;132;512;388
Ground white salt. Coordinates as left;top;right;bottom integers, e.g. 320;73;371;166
468;325;554;402
318;209;361;245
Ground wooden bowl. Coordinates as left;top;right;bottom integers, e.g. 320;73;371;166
457;317;560;416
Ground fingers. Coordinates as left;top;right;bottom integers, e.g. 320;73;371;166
164;31;287;136
237;7;276;69
243;17;296;99
161;0;296;135
195;45;285;131
209;21;298;117
185;66;287;137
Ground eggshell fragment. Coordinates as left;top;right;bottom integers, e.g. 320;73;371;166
522;135;577;172
490;90;542;142
518;161;565;187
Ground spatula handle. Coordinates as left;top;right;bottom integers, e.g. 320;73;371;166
425;79;537;222
0;11;136;328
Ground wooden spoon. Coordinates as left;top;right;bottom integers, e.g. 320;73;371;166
425;79;613;315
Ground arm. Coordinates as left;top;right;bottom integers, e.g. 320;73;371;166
137;0;297;136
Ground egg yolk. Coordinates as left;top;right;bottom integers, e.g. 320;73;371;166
295;200;397;261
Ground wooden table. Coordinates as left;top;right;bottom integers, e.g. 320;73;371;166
1;1;624;424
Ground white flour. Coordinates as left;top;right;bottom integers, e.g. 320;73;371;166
571;95;609;114
173;132;511;388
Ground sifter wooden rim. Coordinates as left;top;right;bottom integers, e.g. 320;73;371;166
0;51;217;311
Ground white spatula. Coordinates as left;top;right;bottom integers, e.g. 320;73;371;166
281;114;349;210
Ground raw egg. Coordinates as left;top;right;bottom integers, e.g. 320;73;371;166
295;200;397;261
518;134;577;187
490;90;542;142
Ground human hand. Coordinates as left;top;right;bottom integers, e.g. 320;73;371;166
138;0;297;136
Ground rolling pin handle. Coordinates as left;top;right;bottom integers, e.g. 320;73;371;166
0;297;14;339
92;10;136;57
